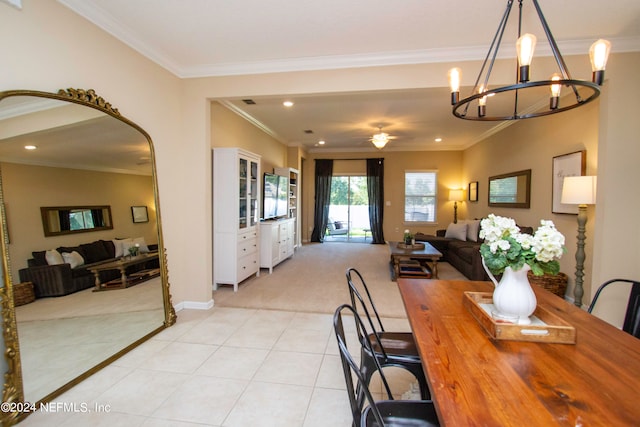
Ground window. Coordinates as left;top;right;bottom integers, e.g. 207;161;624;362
405;171;437;222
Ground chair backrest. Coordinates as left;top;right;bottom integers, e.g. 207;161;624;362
333;304;392;427
588;279;640;338
346;267;385;333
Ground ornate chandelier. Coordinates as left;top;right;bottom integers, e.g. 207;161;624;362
448;0;611;121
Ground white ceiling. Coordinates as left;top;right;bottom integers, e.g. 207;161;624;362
57;0;640;151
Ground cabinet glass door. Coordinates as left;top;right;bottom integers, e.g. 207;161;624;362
239;158;248;229
250;160;258;227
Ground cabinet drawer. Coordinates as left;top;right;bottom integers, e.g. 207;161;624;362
237;253;258;280
238;238;257;257
238;230;257;242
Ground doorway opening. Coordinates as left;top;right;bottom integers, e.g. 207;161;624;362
326;175;371;242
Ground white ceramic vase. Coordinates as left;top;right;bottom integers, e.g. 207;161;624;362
482;259;537;325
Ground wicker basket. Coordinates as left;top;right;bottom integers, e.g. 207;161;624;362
527;271;568;298
13;282;35;306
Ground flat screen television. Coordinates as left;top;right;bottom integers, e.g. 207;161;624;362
263;173;289;220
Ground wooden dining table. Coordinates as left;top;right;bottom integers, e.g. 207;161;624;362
397;278;640;426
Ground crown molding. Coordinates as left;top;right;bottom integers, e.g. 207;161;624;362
57;1;640;78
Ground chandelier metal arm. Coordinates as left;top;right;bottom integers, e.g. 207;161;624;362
531;0;584;103
464;0;514;118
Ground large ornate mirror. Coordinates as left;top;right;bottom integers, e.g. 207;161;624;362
0;89;175;425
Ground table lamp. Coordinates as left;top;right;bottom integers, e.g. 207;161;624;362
449;189;464;224
561;175;597;307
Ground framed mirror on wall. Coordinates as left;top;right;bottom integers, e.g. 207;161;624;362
488;169;532;209
0;89;176;425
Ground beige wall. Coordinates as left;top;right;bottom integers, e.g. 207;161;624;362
1;163;156;283
462;101;599;302
210;102;287;175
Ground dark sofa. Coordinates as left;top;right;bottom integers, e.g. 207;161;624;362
415;220;533;281
18;239;158;298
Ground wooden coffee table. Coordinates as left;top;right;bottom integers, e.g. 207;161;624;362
89;252;159;291
388;241;442;280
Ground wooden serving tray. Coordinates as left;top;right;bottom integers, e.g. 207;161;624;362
397;242;425;249
463;292;576;344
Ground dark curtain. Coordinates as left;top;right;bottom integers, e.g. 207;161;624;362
58;210;71;231
310;159;334;242
91;209;104;227
367;158;385;244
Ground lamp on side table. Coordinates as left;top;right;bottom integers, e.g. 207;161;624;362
449;189;464;224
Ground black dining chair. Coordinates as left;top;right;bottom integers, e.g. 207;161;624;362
334;303;440;427
588;278;640;338
346;267;430;401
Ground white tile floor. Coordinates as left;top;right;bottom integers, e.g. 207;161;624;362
18;306;416;426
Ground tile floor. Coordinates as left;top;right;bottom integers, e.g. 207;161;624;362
18;306;416;426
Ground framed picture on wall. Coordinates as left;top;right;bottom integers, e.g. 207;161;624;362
131;206;149;223
552;150;586;214
468;181;478;202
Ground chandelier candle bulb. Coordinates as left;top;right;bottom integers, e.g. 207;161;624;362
516;33;537;82
590;39;611;85
448;67;462;105
550;74;562;110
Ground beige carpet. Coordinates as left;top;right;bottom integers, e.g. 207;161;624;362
213;242;467;318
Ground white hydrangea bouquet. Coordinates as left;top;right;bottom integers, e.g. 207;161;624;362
479;214;566;276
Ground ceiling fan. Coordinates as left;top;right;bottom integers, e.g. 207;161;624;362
369;126;397;149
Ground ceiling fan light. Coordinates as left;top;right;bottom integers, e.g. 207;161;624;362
371;132;389;149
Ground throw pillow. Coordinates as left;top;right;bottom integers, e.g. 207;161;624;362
444;222;467;241
45;249;64;265
132;236;150;253
465;219;481;242
61;251;84;268
113;238;132;257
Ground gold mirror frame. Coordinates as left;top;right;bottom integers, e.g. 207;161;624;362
0;88;176;426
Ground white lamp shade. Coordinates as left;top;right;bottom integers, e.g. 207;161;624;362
449;189;464;202
561;176;597;205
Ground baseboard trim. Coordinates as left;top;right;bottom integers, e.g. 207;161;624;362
174;299;214;311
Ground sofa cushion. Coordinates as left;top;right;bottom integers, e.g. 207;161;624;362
113;238;132;257
444;222;467;241
57;246;85;260
132;236;150;253
31;251;47;266
61;251;84;268
80;241;111;263
101;239;116;258
449;241;480;264
45;249;64;265
463;219;481;242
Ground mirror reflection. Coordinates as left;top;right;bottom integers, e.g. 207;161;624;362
41;205;113;236
0;90;174;407
488;169;532;208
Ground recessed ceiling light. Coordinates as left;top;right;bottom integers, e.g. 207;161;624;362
434;138;442;142
283;101;294;107
318;140;325;145
24;145;37;150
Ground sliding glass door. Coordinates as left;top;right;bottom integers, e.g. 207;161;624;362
326;176;371;242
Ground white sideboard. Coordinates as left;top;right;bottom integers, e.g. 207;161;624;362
259;218;295;273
